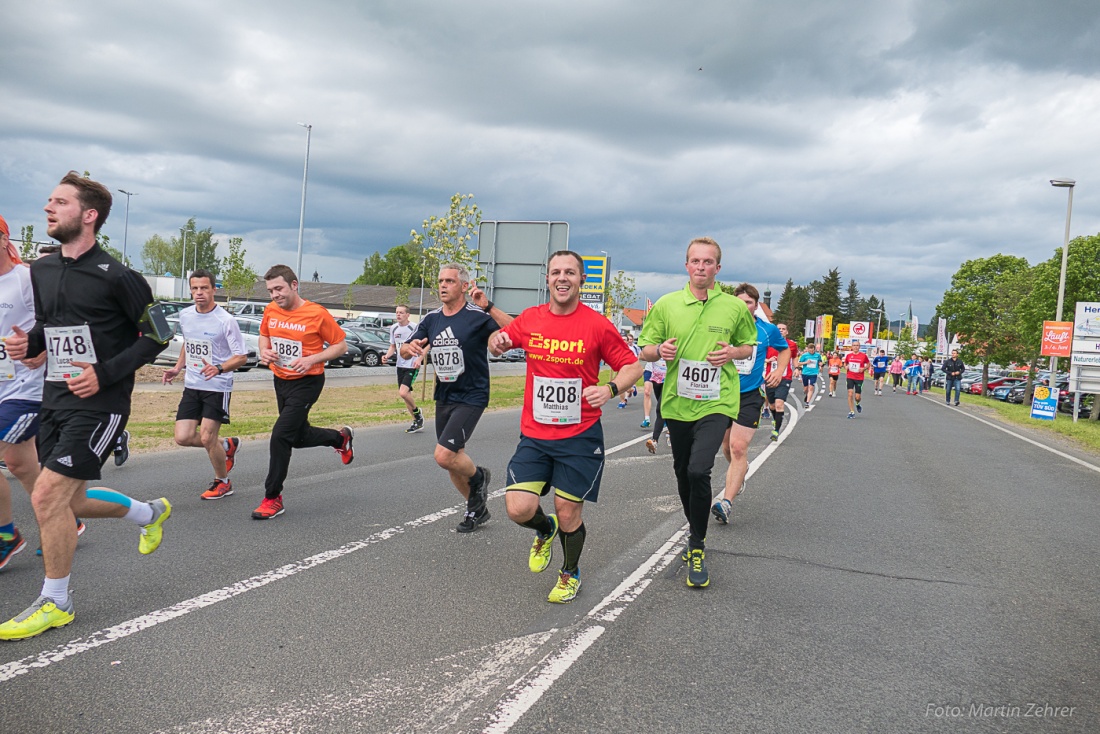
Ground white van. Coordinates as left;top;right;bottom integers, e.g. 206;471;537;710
225;301;269;317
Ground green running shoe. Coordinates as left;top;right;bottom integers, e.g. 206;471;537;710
548;570;581;603
529;515;559;573
139;498;172;555
0;595;74;640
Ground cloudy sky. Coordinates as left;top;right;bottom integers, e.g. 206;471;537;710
3;0;1098;323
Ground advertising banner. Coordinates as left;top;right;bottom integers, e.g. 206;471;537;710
937;318;948;355
1040;321;1073;357
835;323;850;342
822;315;833;340
805;319;815;338
849;321;870;344
1029;384;1058;421
1074;302;1100;337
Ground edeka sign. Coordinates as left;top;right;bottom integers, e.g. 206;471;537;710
1041;321;1073;357
1030;385;1058;421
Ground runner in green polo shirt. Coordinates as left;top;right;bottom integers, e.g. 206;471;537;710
638;237;757;588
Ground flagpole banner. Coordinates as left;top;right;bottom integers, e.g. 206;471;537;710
805;319;815;338
937;318;947;355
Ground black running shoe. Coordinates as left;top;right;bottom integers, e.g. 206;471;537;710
114;430;130;467
456;507;490;533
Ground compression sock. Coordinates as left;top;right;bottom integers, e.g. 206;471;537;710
559;523;587;574
518;505;555;536
0;522;13;538
774;411;784;432
41;575;72;609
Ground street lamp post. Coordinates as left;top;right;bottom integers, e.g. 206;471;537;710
870;308;886;353
1049;179;1075;380
179;227;189;299
117;189;137;266
296;122;312;279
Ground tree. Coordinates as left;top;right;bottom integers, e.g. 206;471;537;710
409;193;482;283
19;225;36;260
605;270;637;327
140;218;221;276
221;237;258;302
355;240;421;286
894;322;918;358
343;284;356;317
840;278;861;321
939;254;1032;393
141;234;177;275
812;268;843;320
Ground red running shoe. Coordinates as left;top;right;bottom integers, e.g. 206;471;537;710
223;437;241;473
335;426;354;465
251;496;284;520
201;479;234;500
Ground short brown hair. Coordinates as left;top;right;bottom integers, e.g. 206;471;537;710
189;268;216;289
733;282;759;303
264;264;298;285
547;250;585;276
686;236;721;264
59;171;112;234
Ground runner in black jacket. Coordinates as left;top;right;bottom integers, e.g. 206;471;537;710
942;351;966;405
0;172;174;642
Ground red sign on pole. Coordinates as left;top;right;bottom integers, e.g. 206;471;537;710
1041;321;1073;357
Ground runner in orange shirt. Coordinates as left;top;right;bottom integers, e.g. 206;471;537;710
827;351;844;397
252;265;354;520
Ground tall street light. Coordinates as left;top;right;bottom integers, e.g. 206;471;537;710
117;189;137;266
870;307;887;352
1049;178;1075;379
296;122;312;279
179;226;189;299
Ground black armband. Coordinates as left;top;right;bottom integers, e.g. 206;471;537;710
139;303;173;345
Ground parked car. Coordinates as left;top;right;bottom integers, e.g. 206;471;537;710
342;328;390;367
990;383;1019;401
969;376;1025;395
1058;392;1093;417
326;342;363;368
157;301;192;318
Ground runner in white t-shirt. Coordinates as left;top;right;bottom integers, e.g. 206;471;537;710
162;269;248;500
383;305;424;433
0;216;46;571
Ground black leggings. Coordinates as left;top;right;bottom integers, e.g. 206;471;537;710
665;414;730;548
265;375;344;499
650;382;666;442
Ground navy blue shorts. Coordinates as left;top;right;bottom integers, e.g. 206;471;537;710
506;421;605;503
0;399;41;445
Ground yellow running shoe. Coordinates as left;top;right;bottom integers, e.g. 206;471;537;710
528;514;559;573
547;570;581;604
0;596;75;640
139;498;172;555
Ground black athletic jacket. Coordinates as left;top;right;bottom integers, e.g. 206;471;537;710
942;358;965;380
26;244;163;414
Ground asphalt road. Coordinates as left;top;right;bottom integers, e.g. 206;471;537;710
1;384;1097;733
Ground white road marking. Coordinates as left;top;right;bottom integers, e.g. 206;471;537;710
927;396;1100;475
0;433;655;684
482;400;801;732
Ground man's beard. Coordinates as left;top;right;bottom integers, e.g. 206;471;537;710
47;218;83;244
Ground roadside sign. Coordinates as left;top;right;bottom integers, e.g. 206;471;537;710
1029;385;1058;421
1041;321;1073;357
836;323;850;341
850;321;870;342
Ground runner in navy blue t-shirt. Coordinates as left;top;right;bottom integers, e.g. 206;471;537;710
871;349;890;395
402;263;513;533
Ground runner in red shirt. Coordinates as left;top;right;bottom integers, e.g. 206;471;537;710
490;250;642;604
843;342;871;418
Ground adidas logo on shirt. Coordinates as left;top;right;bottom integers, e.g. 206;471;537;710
593;447;602;455
98;264;110;271
57;456;73;467
433;327;460;348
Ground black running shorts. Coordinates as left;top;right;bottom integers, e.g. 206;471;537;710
505;421;605;503
397;367;419;390
734;387;766;429
38;409;129;481
435;402;485;451
176;387;231;424
846;377;864;394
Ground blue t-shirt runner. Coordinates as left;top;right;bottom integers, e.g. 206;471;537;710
798;350;823;376
733;318;788;393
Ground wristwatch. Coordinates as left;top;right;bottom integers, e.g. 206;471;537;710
216;363;224;374
607;382;620;397
483;300;494;313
